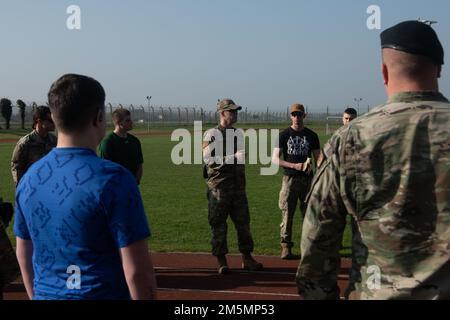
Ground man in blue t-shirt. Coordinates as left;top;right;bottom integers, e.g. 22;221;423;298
14;74;157;300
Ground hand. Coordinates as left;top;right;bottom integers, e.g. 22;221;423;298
292;163;303;171
235;150;246;163
302;158;312;174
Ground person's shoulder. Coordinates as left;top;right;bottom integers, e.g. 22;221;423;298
279;127;290;136
432;98;450;109
16;131;35;146
323;127;347;158
128;133;141;142
326;105;385;150
19;149;55;180
304;126;319;136
204;127;222;140
103;131;115;141
341;103;386;131
99;132;116;147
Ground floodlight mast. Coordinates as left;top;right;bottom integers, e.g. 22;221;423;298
354;98;363;115
146;96;152;133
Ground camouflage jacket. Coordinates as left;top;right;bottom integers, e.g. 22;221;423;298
11;130;57;185
203;125;246;191
296;91;450;300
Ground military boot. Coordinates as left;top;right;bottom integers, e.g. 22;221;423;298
217;255;229;275
281;245;294;260
242;253;263;271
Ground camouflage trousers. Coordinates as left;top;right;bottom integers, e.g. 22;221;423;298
207;187;254;256
345;217;368;299
278;174;312;248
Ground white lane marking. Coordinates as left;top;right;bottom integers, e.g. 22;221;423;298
158;287;300;297
154;266;298;276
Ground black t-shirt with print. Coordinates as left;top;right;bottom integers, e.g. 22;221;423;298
279;126;320;176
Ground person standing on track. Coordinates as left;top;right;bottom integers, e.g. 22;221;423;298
296;21;450;299
271;104;320;260
203;98;263;275
14;74;157;300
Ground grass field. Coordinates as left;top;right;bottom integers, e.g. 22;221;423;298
0;121;350;256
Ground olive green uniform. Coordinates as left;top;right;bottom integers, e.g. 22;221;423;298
203;126;254;256
11;130;57;185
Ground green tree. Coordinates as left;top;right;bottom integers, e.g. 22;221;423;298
0;98;13;129
16;99;27;129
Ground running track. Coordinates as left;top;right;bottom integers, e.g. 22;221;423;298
4;252;351;300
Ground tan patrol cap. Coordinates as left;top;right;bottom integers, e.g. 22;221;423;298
290;104;305;114
217;99;242;112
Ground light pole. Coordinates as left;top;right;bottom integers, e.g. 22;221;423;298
146;96;152;133
354;98;363;115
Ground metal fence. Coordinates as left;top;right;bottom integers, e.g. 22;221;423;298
5;102;369;127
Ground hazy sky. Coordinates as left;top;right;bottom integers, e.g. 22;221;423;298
1;0;449;112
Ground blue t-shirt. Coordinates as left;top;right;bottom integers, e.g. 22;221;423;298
14;148;151;300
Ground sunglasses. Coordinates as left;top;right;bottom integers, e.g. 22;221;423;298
291;112;303;117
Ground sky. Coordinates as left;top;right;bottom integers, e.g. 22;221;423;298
0;0;449;113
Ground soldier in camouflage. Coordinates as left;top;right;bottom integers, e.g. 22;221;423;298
203;99;263;274
11;106;56;185
296;21;450;299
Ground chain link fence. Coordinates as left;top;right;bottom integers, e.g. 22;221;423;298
4;102;371;130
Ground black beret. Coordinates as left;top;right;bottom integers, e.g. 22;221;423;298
381;20;444;65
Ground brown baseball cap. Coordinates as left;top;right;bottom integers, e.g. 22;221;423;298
290;104;305;114
217;99;242;112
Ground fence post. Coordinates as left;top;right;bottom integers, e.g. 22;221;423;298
184;107;189;124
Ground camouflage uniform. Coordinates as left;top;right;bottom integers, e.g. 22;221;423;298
321;126;369;299
296;92;450;300
11;130;57;185
204;125;254;256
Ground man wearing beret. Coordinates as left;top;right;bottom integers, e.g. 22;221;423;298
296;21;450;299
272;104;320;260
203;99;263;274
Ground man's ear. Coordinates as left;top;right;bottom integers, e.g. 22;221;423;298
94;109;104;127
382;63;389;86
437;65;442;78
